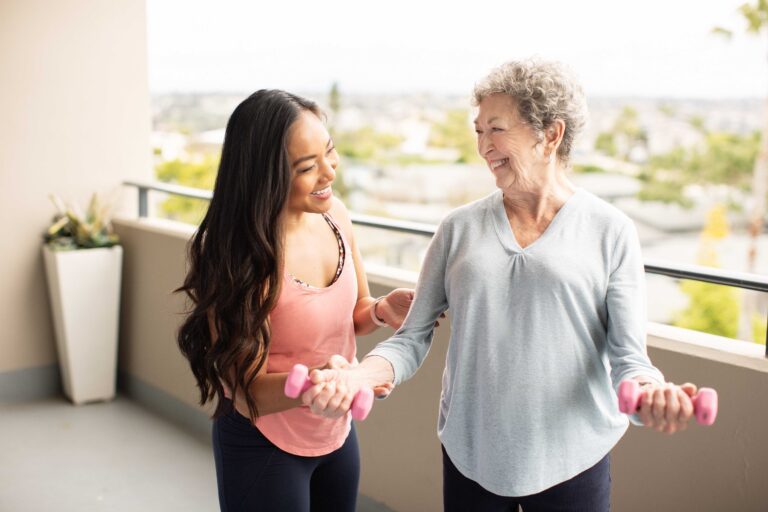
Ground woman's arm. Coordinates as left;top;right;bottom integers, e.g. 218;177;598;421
208;310;310;419
302;219;452;416
605;222;696;434
328;197;414;335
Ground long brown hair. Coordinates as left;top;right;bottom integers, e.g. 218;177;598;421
177;89;321;419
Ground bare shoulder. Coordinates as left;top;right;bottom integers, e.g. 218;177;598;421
328;196;354;235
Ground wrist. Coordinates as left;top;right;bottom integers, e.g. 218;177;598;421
370;296;388;327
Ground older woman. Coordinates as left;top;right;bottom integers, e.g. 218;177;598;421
305;60;700;511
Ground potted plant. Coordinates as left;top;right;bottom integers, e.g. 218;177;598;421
42;194;122;404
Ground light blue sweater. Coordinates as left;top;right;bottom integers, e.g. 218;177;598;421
368;188;664;496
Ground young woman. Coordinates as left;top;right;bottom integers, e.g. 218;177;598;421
176;89;412;511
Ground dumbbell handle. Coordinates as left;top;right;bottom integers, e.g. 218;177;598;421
284;364;374;421
617;380;718;426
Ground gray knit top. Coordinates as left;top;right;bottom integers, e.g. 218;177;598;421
368;188;664;496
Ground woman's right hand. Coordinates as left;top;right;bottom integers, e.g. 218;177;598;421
302;355;393;417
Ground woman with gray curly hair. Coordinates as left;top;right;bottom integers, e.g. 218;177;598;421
305;59;703;511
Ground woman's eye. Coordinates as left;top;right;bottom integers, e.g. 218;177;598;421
491;127;504;132
298;164;315;174
326;145;336;155
475;130;483;135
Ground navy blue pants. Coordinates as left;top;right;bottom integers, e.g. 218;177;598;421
443;446;611;512
212;404;360;512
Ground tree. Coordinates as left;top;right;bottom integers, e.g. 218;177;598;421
594;106;648;161
334;126;403;162
714;1;768;340
155;155;219;225
673;205;741;339
428;109;482;163
637;131;759;207
326;82;350;200
328;82;341;123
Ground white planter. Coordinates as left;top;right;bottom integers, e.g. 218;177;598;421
42;245;123;404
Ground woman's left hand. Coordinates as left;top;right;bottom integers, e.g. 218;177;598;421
637;382;697;434
376;288;415;329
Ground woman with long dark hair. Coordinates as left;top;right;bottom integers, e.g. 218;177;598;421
176;89;412;511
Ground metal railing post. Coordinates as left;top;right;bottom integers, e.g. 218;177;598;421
138;185;148;218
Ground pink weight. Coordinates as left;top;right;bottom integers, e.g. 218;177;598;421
693;388;718;426
350;387;374;421
284;364;312;398
284;364;373;421
617;380;641;416
617;380;718;426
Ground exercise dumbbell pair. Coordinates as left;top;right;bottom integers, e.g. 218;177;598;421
284;364;374;421
617;380;718;426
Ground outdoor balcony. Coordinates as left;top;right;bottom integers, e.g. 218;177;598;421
2;209;766;511
2;1;767;511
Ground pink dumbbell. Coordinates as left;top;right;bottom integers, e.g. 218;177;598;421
284;364;374;421
617;380;718;426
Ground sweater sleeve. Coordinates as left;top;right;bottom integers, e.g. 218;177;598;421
605;220;664;392
366;221;450;385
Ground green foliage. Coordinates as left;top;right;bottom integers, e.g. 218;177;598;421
740;0;768;33
334;126;403;162
594;132;617;157
673;280;741;338
44;194;119;250
657;103;677;117
638;131;760;206
429;109;482;163
573;164;606;174
673;206;740;339
155;155;219;225
594;106;648;161
329;82;341;117
687;115;707;134
753;312;767;345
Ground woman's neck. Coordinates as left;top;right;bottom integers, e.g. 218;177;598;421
501;168;576;223
282;209;313;234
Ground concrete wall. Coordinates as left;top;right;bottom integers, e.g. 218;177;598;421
114;219;768;512
0;0;151;387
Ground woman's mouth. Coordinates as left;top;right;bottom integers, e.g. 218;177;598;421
310;186;332;199
490;158;509;170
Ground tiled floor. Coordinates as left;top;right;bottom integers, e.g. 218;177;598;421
0;396;393;512
0;396;219;512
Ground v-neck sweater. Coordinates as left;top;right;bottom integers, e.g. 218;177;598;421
368;188;664;496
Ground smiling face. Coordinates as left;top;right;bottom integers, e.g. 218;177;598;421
474;93;545;190
284;110;338;216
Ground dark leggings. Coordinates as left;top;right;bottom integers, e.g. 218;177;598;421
212;405;360;512
443;446;611;512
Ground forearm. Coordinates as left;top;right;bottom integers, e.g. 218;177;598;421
354;355;396;388
352;296;379;336
232;372;303;418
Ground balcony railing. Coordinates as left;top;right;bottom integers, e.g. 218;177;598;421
124;180;768;353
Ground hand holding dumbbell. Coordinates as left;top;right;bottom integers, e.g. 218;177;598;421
284;364;374;421
617;380;718;426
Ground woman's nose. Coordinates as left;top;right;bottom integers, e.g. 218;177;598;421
321;157;336;181
478;132;493;157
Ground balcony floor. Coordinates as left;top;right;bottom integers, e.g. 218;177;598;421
0;395;219;511
0;395;394;512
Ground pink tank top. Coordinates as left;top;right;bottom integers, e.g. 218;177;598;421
254;215;357;456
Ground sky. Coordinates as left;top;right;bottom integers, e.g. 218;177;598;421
146;0;768;99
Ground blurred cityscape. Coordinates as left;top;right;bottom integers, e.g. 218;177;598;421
149;90;767;344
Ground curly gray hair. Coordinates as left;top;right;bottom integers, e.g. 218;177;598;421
472;59;587;164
